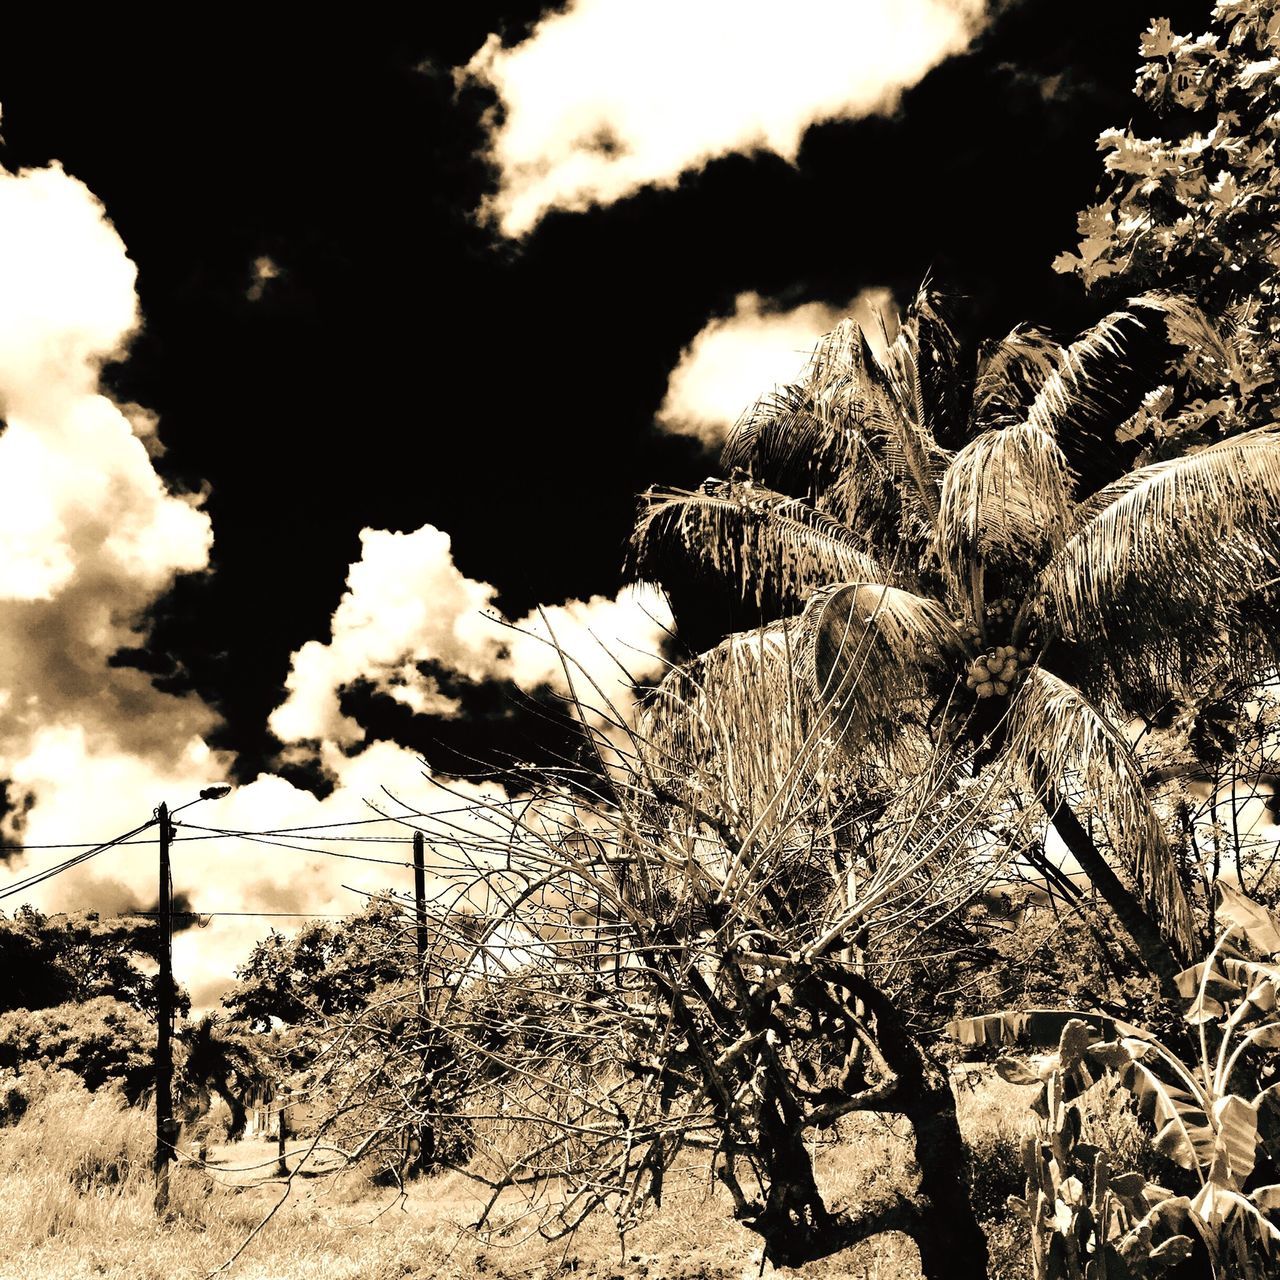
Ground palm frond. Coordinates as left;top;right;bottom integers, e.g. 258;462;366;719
1039;426;1280;643
865;288;957;527
883;284;969;447
1134;291;1234;377
634;620;817;836
626;480;888;614
971;326;1062;431
800;581;966;751
1003;667;1197;957
935;423;1074;595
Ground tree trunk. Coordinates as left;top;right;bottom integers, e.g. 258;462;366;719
842;974;990;1280
1040;782;1186;1002
904;1069;990;1280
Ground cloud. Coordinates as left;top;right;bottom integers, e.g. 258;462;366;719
270;524;673;753
0;164;216;838
465;0;988;236
0;163;670;1008
656;288;898;446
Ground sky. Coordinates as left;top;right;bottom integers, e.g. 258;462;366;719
0;0;1209;1005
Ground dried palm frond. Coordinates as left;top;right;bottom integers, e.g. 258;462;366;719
1038;426;1280;644
631;622;864;884
626;480;888;613
935;422;1074;592
1002;667;1197;957
800;581;966;751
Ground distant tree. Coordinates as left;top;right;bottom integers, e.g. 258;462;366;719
174;1013;268;1142
223;895;411;1034
1053;0;1280;436
0;906;175;1015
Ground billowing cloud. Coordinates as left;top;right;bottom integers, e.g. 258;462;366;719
657;288;897;446
16;728;504;1010
0;164;216;835
269;524;673;752
465;0;988;236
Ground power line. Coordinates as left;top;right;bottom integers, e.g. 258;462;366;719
0;818;157;902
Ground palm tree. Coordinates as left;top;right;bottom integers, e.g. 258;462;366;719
175;1013;265;1145
627;285;1280;992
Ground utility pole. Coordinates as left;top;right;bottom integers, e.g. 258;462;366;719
413;830;428;1003
154;802;174;1214
275;1088;288;1178
411;830;434;1173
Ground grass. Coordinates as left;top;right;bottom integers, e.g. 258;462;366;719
0;1068;1136;1280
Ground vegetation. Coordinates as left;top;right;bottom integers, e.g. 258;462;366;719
8;5;1280;1278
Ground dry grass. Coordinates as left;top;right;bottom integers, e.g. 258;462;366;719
0;1070;1083;1280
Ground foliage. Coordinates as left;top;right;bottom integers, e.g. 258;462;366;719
173;1013;267;1141
0;996;153;1102
950;882;1280;1277
1054;0;1280;430
223;894;412;1033
627;279;1280;992
0;906;169;1016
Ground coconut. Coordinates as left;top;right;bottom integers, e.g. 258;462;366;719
994;680;1009;695
976;680;995;697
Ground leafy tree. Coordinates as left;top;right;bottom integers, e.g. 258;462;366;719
628;286;1280;993
0;907;172;1015
0;996;153;1101
1054;0;1280;434
223;895;411;1033
174;1014;266;1141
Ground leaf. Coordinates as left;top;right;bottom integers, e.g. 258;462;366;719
1106;1040;1213;1173
946;1009;1134;1049
801;581;965;748
995;1055;1043;1086
1210;1094;1259;1186
1003;669;1198;959
1253;1082;1280;1160
1215;879;1280;955
627;481;887;614
1041;427;1280;654
1252;1184;1280;1210
935;423;1073;589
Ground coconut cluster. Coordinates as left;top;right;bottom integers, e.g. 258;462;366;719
965;644;1030;699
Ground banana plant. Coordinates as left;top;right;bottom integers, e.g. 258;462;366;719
948;881;1280;1278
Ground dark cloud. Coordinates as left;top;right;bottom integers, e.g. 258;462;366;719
0;0;1207;789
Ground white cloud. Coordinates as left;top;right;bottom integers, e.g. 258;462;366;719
15;728;503;1010
0;164;668;1010
656;288;897;446
0;165;670;1007
0;163;215;800
270;523;673;753
465;0;987;236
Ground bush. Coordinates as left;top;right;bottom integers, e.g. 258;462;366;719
0;997;153;1100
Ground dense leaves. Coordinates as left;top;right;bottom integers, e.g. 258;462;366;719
1055;0;1280;434
223;895;412;1032
0;997;153;1101
0;907;168;1015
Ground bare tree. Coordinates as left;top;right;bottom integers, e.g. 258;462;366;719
312;631;1051;1279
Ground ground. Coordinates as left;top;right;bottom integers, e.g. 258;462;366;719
0;1072;1040;1280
